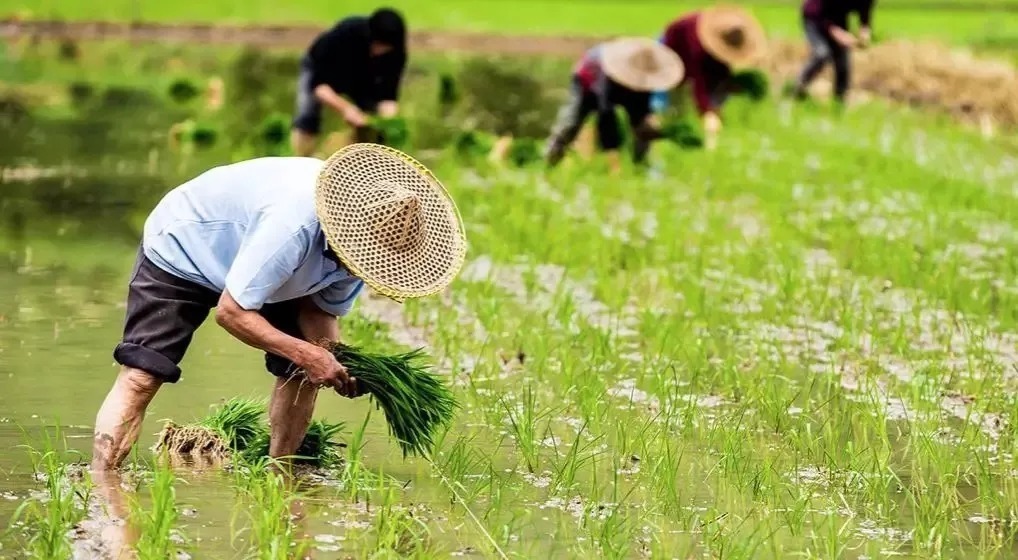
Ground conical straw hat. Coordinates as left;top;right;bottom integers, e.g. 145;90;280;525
600;37;685;92
315;143;467;302
697;5;767;68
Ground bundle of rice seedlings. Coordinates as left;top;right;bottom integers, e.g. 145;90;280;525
452;129;495;161
731;70;769;101
507;137;542;167
258;113;289;148
152;397;267;459
438;73;459;109
167;78;201;105
326;343;457;458
659;120;704;149
242;419;347;468
369;116;410;150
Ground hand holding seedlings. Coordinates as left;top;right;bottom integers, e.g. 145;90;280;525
299;344;359;397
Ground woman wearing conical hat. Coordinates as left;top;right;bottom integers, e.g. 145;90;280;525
651;5;767;150
545;37;684;174
90;144;466;472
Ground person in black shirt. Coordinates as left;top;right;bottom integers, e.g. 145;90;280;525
291;8;408;156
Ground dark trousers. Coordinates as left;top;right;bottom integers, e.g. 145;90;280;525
796;17;851;101
545;79;653;166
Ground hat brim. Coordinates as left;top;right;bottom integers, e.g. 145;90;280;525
696;6;767;68
315;143;467;303
600;37;685;92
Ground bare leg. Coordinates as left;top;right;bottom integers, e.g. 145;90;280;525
92;367;163;472
268;376;318;462
290;129;318;157
92;470;140;559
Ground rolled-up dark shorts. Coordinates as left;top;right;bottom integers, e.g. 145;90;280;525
292;62;324;135
112;247;307;383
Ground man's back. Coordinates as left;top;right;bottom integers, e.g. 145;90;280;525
142;157;332;300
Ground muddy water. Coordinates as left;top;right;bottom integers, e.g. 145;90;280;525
0;184;453;556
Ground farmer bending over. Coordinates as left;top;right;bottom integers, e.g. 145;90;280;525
652;6;766;150
91;144;466;471
790;0;874;104
544;37;684;174
291;8;408;156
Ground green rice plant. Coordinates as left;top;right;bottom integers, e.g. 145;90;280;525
365;485;433;557
131;456;180;559
152;397;267;458
242;418;346;469
731;69;769;102
508;137;541;168
167;77;201;105
438;73;459;111
258;112;289;149
452;129;496;161
231;462;309;560
658;120;704;149
326;342;458;458
369;116;410;150
8;426;90;560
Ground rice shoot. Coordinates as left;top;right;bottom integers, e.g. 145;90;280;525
327;342;457;458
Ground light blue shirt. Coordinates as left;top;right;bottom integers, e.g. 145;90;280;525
650;33;670;113
142;157;363;316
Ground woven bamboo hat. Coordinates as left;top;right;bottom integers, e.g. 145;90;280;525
315;143;467;302
600;37;685;92
697;5;767;68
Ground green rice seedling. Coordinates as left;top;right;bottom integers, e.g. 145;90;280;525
242;418;346;468
167;77;201;104
369;116;410;150
731;69;769;101
499;385;558;474
658;120;704;149
507;137;541;168
366;485;433;557
152;396;267;458
438;73;459;111
452;129;495;161
9;426;90;560
258;112;289;150
131;456;181;559
232;463;309;560
326;342;458;458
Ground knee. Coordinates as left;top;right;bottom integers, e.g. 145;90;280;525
117;367;163;396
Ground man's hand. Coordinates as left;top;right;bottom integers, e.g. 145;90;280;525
858;26;872;48
703;111;722;151
829;26;858;48
298;344;359;398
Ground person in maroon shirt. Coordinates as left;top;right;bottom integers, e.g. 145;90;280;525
791;0;875;103
655;6;766;150
544;37;683;174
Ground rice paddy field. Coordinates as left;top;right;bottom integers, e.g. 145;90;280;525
2;4;1018;559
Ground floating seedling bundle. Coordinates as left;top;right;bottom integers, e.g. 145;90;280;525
325;342;457;458
152;398;345;467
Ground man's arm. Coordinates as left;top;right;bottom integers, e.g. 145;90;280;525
313;84;367;127
215;291;314;368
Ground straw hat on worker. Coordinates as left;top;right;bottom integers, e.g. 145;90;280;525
600;36;685;92
316;143;467;302
696;4;767;68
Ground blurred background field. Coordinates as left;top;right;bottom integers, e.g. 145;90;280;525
2;1;1018;558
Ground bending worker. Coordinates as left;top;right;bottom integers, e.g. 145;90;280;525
790;0;875;104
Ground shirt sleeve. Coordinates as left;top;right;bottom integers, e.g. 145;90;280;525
310;277;365;317
650;33;670;113
224;223;311;311
376;50;407;102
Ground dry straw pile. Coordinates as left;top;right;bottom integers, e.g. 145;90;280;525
765;39;1018;129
